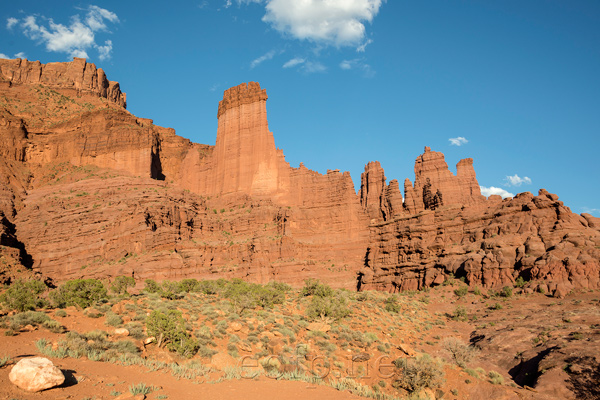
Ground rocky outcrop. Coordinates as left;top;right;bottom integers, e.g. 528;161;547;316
360;188;600;292
0;58;598;293
359;161;403;221
403;147;485;213
0;57;126;107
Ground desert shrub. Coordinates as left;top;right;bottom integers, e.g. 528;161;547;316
124;322;145;339
49;279;107;308
0;280;48;311
144;279;161;293
305;294;351;321
105;312;123;327
393;354;445;392
223;279;285;313
55;309;67;318
514;277;527;288
194;279;226;295
227;343;238;357
146;310;197;358
129;383;154;395
384;295;401;313
488;370;504;385
500;286;513;298
301;279;333;297
110;276;135;295
42;319;65;333
9;311;50;330
442;337;479;368
179;279;199;293
198;345;218;359
355;292;370;302
146;309;185;345
254;284;286;308
454;286;469;298
158;281;184;300
266;281;292;293
451;306;468;321
0;355;10;368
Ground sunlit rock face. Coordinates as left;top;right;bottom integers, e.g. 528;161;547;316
0;58;598;293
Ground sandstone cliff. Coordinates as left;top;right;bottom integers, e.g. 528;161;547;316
0;58;598;294
0;58;126;107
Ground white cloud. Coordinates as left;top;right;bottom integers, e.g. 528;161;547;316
250;50;276;68
96;40;112;61
283;57;305;68
0;52;27;59
85;5;119;31
340;60;353;70
504;174;531;187
356;38;372;52
581;207;600;216
339;58;374;77
303;60;326;73
449;137;468;146
10;5;119;61
262;0;384;49
6;17;18;30
480;186;514;199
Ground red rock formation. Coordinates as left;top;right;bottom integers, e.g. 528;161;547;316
360;189;600;294
359;161;403;221
0;58;598;294
0;58;126;107
406;147;485;212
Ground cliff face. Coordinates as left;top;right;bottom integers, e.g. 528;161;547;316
178;82;369;287
359;158;600;295
0;58;126;107
0;58;598;293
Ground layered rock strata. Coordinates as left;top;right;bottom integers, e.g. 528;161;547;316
0;58;126;107
0;58;598;293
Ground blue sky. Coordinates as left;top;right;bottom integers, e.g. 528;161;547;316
2;1;599;216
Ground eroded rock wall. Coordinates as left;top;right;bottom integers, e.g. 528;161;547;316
0;58;598;293
0;58;126;107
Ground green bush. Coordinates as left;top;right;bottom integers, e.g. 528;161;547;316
158;281;184;300
222;279;286;313
393;354;445;392
42;319;65;333
144;279;161;294
0;280;48;311
488;370;504;385
9;311;51;330
105;312;123;327
384;295;401;313
179;279;199;293
454;286;469;298
301;279;333;297
110;276;135;295
146;310;198;358
305;294;351;321
49;279;107;309
500;286;513;298
194;279;227;295
451;306;468;321
514;277;527;288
